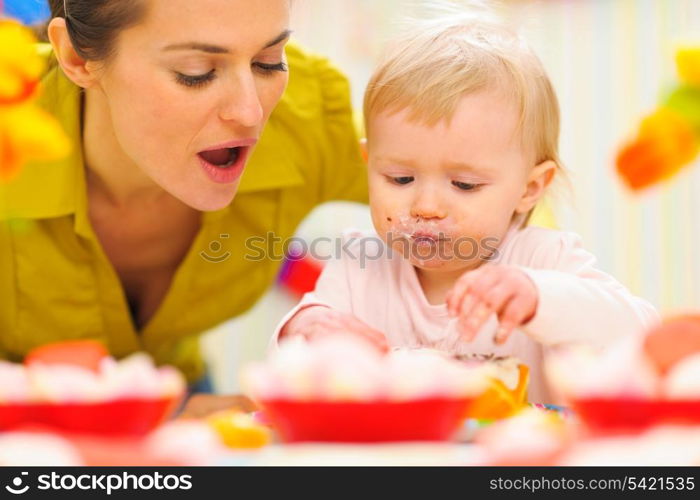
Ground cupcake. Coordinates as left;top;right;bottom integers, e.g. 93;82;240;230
243;334;493;401
475;408;574;465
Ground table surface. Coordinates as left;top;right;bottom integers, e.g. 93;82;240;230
216;443;481;466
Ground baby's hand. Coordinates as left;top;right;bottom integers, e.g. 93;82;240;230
446;265;538;345
281;305;389;352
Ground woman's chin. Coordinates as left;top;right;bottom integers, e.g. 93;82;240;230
178;182;241;212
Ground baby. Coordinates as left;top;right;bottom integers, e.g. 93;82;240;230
273;6;658;403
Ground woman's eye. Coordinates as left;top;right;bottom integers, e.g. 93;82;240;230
253;61;288;75
175;70;216;88
452;180;480;191
391;176;414;185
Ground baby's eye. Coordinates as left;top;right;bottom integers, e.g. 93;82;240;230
452;180;480;191
391;176;414;185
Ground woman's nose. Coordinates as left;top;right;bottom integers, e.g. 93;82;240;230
218;73;264;128
409;188;447;220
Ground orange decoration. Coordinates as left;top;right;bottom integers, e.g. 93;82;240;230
468;364;529;420
643;314;700;375
207;410;271;449
24;340;110;373
616;108;699;190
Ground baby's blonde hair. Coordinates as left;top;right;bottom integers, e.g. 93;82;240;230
363;1;562;171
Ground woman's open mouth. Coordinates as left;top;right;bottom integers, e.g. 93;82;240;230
198;147;241;168
197;139;256;184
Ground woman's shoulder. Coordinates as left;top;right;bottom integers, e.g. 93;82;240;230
254;42;367;204
280;42;353;117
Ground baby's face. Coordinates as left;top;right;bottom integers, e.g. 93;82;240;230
367;89;533;276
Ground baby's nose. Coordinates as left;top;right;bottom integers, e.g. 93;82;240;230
410;191;447;219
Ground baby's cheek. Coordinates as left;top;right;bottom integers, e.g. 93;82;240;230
370;211;393;241
451;220;501;261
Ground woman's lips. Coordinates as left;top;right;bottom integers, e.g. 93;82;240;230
197;145;252;184
200;138;257;152
199;147;238;167
196;138;258;184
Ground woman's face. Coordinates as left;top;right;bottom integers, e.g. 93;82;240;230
92;0;291;210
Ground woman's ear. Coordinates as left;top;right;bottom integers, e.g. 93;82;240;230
47;17;100;89
515;159;557;214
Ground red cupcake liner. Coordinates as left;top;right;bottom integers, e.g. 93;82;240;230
573;397;700;435
260;397;473;443
0;397;180;437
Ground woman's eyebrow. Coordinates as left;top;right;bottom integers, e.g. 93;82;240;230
263;29;293;49
162;29;293;54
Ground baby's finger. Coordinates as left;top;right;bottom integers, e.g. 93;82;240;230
457;293;476;323
500;293;535;326
482;283;516;314
457;293;479;332
447;271;476;316
494;295;533;344
494;319;515;345
367;331;390;353
346;318;389;352
356;329;389;353
459;299;492;342
456;269;501;335
465;266;501;305
470;301;494;335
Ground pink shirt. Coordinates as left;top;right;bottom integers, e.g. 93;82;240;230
273;225;659;403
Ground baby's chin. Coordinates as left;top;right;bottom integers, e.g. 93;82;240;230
407;253;482;274
380;235;477;271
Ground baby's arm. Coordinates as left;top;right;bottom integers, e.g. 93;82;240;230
281;305;388;351
448;230;659;347
273;243;388;351
518;232;659;346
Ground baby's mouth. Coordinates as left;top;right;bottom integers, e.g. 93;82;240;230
410;231;449;244
197;147;241;168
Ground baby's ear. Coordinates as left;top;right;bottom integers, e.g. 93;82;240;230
359;138;368;163
47;17;101;89
515;160;557;215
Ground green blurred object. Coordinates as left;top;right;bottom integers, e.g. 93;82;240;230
665;86;700;134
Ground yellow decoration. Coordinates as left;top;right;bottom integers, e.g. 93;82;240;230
0;102;71;179
617;107;699;190
207;411;271;449
676;46;700;87
617;45;700;189
468;364;529;420
0;20;70;181
0;20;43;104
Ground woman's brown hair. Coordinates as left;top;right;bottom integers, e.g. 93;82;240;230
46;0;146;61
